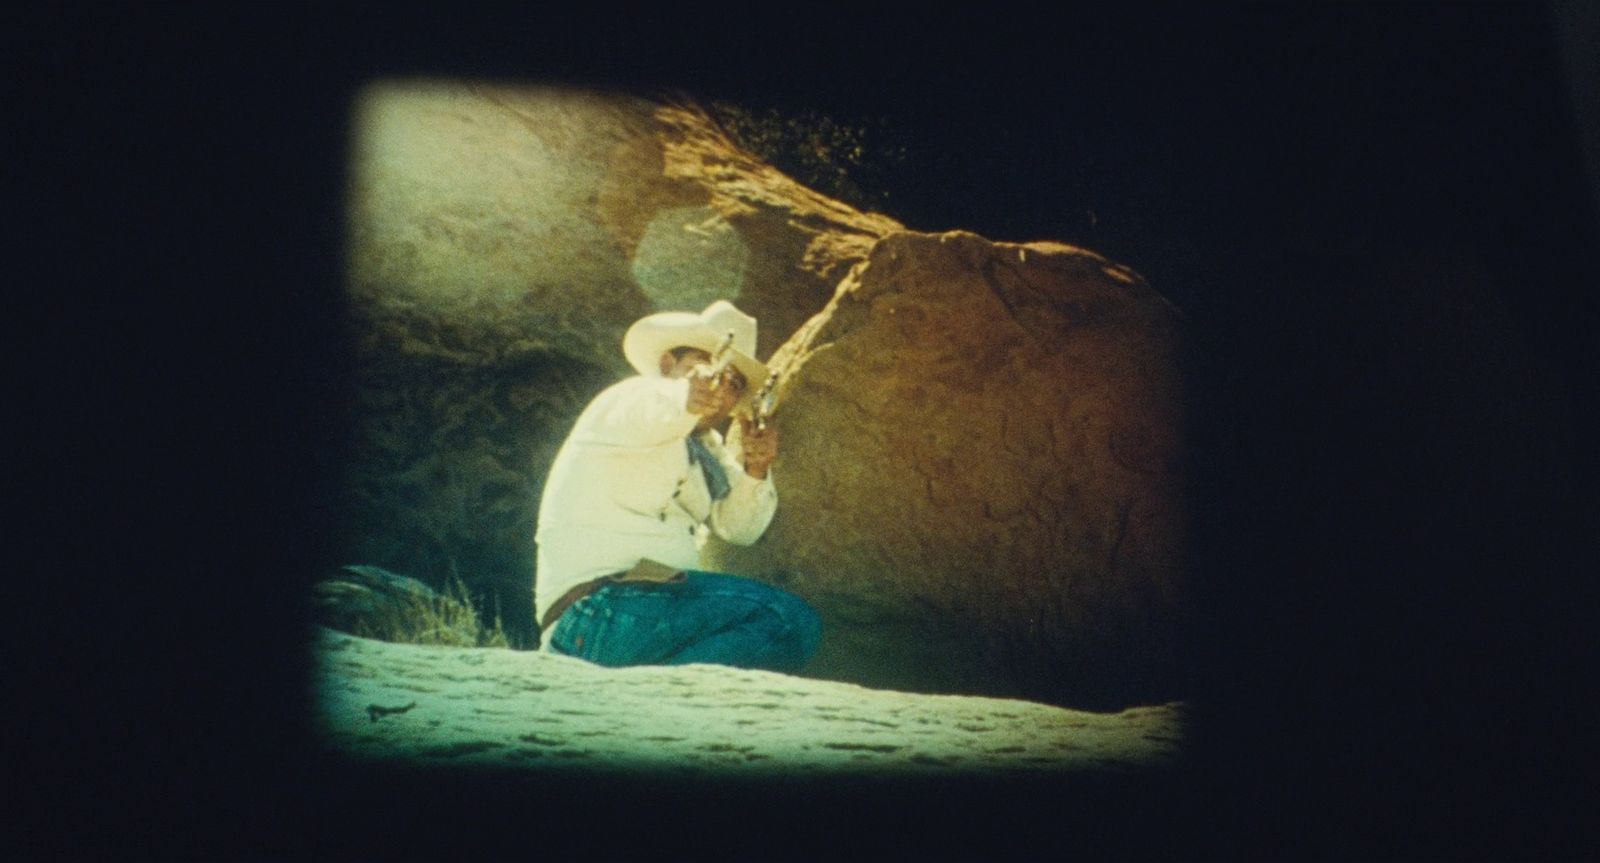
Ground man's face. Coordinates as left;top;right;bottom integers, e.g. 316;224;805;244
662;348;747;425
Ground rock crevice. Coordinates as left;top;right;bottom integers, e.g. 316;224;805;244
342;85;901;639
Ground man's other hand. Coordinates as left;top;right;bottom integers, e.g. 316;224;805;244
687;365;745;418
686;366;723;416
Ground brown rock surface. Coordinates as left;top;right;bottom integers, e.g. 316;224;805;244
342;83;899;639
705;231;1186;709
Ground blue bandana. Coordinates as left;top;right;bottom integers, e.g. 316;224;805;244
686;435;731;501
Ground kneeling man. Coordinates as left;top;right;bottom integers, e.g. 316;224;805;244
534;300;820;671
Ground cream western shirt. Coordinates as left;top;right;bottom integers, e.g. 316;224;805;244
533;375;777;631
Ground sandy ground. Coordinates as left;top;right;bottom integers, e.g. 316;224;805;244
311;627;1185;776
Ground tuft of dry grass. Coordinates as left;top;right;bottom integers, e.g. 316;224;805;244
350;575;509;649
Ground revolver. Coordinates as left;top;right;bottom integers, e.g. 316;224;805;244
742;370;779;431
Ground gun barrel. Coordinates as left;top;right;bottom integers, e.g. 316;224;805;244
752;371;778;429
701;330;737;388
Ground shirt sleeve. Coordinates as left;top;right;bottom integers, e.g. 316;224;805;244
580;377;700;448
708;435;778;545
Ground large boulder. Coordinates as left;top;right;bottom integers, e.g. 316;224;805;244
706;230;1187;709
342;83;899;641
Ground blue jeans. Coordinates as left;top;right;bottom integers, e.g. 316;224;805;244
546;571;822;673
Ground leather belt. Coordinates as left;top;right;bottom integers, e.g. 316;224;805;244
540;575;615;632
540;560;688;632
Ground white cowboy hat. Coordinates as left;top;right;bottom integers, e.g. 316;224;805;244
622;300;769;398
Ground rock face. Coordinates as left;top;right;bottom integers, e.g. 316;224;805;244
705;231;1186;709
342;83;899;641
312;629;1183;774
339;83;1186;708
